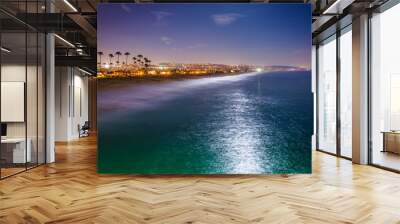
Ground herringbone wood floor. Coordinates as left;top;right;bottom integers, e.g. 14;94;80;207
1;135;400;224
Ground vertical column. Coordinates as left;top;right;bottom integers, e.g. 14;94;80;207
46;33;55;163
352;14;369;164
45;0;55;163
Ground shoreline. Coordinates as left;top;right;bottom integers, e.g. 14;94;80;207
98;71;249;82
98;71;251;89
98;70;310;90
98;70;309;82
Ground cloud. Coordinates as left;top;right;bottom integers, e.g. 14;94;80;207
160;36;173;45
152;11;173;22
120;4;131;13
211;13;243;26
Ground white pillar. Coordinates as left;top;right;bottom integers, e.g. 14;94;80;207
352;14;369;164
46;32;55;163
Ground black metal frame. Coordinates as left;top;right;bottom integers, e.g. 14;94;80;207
336;27;341;157
367;0;400;173
315;23;353;162
315;44;319;151
316;0;400;172
0;0;48;180
315;32;337;156
367;10;373;166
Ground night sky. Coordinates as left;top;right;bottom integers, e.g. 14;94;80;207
98;4;311;69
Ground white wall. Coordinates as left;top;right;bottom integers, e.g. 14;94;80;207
1;63;46;164
55;67;89;141
1;65;39;138
72;73;89;138
1;65;26;139
1;82;25;122
55;67;70;141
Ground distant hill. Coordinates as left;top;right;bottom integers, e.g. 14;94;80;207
263;66;309;72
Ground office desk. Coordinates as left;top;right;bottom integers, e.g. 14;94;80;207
1;138;31;163
382;131;400;154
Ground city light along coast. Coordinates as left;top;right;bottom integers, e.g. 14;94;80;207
96;52;307;79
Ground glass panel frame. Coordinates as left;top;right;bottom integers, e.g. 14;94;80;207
316;25;353;160
370;2;400;172
339;26;353;159
0;1;47;179
0;27;28;178
317;35;337;155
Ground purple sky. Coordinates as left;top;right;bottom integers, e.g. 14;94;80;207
98;4;311;69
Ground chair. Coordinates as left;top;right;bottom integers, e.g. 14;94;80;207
78;121;90;138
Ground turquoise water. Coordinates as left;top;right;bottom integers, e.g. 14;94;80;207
98;71;312;174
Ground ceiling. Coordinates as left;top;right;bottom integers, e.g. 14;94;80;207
0;0;390;74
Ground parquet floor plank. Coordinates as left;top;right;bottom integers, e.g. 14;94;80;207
1;135;400;223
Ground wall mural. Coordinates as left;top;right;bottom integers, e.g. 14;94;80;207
97;4;312;174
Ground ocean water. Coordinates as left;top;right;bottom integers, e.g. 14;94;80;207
98;71;313;174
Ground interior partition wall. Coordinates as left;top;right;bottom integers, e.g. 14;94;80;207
370;1;400;171
0;1;46;179
316;25;353;159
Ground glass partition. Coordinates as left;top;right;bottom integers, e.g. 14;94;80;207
38;32;45;165
370;3;400;171
339;27;352;158
27;31;38;169
1;31;28;177
317;35;337;154
0;1;46;179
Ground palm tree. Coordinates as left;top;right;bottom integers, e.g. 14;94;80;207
142;57;151;75
124;52;130;65
97;51;103;66
108;53;114;65
115;51;122;66
137;54;143;67
132;57;137;66
144;57;150;68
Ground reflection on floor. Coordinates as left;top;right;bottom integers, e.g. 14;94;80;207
0;163;42;178
0;135;400;223
0;167;25;177
373;150;400;170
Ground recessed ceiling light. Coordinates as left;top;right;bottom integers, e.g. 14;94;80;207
322;0;355;15
1;47;11;53
54;34;75;48
63;0;78;12
78;68;92;76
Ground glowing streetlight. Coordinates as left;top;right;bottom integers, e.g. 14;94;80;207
256;68;263;72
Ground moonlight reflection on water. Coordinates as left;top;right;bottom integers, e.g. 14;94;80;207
98;71;313;174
